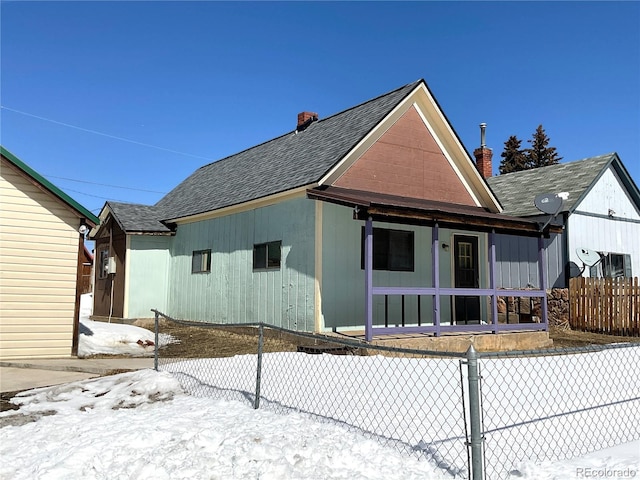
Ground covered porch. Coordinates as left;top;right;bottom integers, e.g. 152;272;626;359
309;186;562;342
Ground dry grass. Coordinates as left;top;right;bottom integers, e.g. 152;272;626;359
547;326;640;348
158;322;301;358
154;319;640;358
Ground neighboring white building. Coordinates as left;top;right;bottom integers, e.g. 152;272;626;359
0;146;99;359
488;153;640;287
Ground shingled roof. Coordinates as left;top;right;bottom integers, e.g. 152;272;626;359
105;202;171;233
487;153;624;217
154;80;422;222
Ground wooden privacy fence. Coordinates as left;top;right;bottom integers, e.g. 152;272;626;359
569;277;640;336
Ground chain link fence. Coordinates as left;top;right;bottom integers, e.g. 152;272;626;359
152;310;640;480
479;344;640;478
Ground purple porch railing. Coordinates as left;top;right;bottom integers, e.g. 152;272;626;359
363;219;548;341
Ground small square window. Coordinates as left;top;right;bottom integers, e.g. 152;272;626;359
192;249;211;273
253;241;281;270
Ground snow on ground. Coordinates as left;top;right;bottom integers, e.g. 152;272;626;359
0;370;451;480
77;293;177;358
0;369;637;480
0;296;636;479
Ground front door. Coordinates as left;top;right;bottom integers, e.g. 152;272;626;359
454;235;481;324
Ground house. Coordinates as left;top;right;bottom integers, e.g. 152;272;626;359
0;146;99;359
487;153;640;288
91;80;560;344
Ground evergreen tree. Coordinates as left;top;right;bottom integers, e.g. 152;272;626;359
525;124;562;168
499;135;528;174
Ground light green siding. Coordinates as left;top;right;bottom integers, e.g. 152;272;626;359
321;203;488;331
126;236;171;318
321;203;433;330
166;198;316;331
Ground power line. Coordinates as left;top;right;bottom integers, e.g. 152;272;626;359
61;186;131;203
43;173;168;194
1;105;213;161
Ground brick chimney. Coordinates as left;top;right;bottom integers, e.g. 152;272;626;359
297;111;318;131
473;122;493;178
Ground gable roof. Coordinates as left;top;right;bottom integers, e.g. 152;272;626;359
101;202;172;234
1;146;99;226
155;80;423;222
486;153;639;217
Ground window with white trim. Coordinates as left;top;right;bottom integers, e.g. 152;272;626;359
589;252;632;278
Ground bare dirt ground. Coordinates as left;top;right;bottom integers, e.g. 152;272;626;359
155;320;640;358
547;326;640;348
3;323;637;414
158;322;301;358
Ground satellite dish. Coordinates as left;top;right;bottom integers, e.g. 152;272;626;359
534;193;563;216
576;248;601;267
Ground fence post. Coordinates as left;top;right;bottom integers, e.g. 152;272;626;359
254;323;264;409
466;345;484;480
154;310;159;372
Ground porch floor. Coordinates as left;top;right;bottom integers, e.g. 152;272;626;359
326;329;553;353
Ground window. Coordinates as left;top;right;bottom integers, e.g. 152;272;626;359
192;249;211;273
589;252;632;278
253;241;281;270
361;227;415;272
98;247;110;279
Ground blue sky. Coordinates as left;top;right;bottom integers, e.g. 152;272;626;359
2;1;639;216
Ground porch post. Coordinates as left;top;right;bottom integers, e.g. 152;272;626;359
433;223;441;336
489;230;498;334
538;236;549;328
365;216;374;341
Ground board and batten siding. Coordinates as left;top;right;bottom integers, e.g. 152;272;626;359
569;166;640;278
322;203;460;331
493;233;564;288
321;203;490;330
166;197;316;331
125;235;171;318
1;165;80;359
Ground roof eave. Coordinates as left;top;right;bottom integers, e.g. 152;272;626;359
1;146;100;226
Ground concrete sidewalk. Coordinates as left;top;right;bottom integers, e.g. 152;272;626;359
0;358;155;393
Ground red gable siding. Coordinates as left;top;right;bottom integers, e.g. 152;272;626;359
333;106;476;206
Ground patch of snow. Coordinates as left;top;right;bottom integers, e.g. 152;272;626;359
78;293;177;358
1;369;637;480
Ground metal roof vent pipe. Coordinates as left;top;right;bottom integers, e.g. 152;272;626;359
296;111;318;132
473;122;493;178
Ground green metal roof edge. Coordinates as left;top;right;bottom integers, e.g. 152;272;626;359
1;146;100;226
